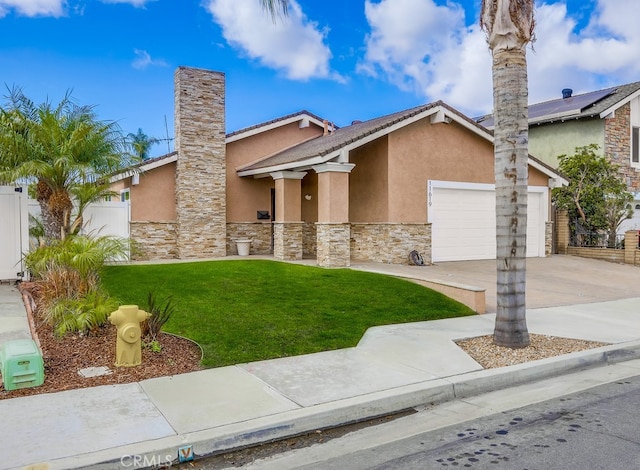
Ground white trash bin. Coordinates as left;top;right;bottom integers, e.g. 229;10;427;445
236;239;251;256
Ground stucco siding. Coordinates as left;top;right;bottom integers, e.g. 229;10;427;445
130;162;177;222
387;120;495;223
301;173;318;223
529;118;605;168
349;138;389;222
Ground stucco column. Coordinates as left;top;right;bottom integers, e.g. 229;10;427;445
313;163;355;267
271;171;306;260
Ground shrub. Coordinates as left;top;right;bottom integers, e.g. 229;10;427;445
46;290;117;337
23;234;128;335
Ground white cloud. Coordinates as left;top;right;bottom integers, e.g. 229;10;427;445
204;0;340;82
359;0;492;116
360;0;640;117
100;0;157;6
0;0;65;17
132;49;168;70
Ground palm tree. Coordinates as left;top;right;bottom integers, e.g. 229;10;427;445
259;0;288;19
127;128;158;160
0;88;136;240
480;0;535;348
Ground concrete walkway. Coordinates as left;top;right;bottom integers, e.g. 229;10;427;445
0;257;639;469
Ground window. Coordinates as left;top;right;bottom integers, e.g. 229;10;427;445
120;189;130;202
633;126;639;164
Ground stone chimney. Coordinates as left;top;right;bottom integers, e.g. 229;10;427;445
174;66;226;259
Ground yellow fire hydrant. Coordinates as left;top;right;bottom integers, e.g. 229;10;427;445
109;305;150;367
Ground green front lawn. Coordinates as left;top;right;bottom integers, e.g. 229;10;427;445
102;260;474;368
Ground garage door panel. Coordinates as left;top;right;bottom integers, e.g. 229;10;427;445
430;184;544;262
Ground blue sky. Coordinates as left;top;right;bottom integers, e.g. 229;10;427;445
1;0;639;158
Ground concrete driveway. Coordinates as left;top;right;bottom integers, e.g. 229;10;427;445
350;255;640;313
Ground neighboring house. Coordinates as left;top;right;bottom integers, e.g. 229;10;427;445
110;66;566;267
477;81;640;191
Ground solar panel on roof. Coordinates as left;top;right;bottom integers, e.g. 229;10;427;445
528;88;614;122
476;87;616;128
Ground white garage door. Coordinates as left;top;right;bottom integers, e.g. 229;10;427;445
428;181;546;262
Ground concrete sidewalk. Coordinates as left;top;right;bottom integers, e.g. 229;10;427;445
0;278;639;469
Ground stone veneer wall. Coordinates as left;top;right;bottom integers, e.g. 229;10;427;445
302;221;317;257
545;221;554;256
226;222;272;255
350;223;431;265
316;223;351;267
130;222;178;261
605;103;640;191
174;67;227;259
273;222;303;260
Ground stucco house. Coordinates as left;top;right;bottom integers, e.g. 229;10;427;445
477;81;640;191
110;66;566;267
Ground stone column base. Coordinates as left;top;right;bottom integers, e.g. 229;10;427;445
317;223;351;267
273;222;304;261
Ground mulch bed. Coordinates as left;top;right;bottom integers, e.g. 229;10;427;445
0;287;203;400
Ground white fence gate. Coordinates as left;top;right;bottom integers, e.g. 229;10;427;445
0;186;28;280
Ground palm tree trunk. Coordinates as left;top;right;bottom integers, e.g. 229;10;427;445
481;0;534;348
38;198;63;240
492;47;530;348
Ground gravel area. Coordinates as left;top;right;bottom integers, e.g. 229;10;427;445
456;334;609;369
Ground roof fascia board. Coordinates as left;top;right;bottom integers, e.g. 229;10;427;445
226;114;325;143
238;155;328;177
140;153;178;172
109;153;178;182
528;109;582;125
446;112;495;142
338;106;452;155
599;88;640;119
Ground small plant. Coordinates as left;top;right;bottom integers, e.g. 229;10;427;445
141;291;176;341
143;340;162;353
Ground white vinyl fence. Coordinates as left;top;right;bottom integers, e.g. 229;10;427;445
27;199;130;240
0;186;28;280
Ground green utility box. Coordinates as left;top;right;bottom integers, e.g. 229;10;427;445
0;339;44;391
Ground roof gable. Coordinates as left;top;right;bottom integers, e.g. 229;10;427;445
226;110;330;143
237;101;495;176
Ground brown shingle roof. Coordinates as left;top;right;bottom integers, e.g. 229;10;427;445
239;102;447;172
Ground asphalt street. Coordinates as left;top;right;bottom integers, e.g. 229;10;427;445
316;374;640;470
211;367;640;470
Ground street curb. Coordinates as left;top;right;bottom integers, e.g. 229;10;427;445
42;340;640;470
449;340;640;399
